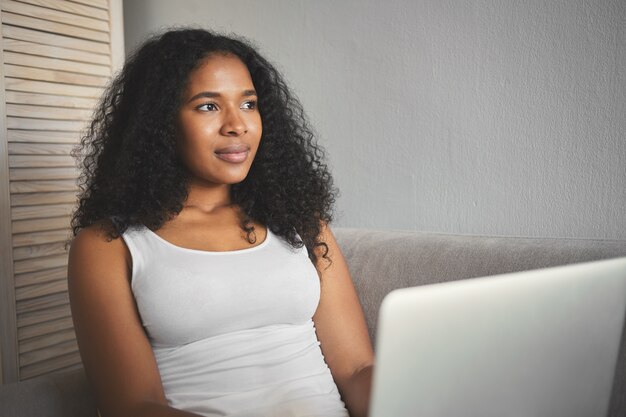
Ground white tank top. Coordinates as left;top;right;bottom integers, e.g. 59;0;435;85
121;225;348;417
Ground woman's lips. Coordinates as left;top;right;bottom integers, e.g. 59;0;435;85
214;144;250;163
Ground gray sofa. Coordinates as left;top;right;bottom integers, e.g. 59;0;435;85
1;228;625;416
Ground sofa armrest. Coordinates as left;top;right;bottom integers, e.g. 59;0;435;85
0;367;96;417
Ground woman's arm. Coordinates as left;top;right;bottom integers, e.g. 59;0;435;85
68;224;202;417
312;224;375;417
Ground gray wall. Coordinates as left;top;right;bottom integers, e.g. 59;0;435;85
123;0;626;239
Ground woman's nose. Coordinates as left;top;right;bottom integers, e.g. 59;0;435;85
220;109;247;136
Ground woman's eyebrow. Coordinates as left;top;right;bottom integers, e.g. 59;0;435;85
187;89;257;103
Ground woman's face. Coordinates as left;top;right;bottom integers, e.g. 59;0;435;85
177;53;262;187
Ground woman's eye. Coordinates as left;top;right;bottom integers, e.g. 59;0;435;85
241;100;257;110
196;103;217;111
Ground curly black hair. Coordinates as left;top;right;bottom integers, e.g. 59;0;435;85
71;27;337;264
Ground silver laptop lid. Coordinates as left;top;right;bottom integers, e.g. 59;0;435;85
370;257;626;417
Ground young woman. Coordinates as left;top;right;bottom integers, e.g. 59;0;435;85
68;28;374;417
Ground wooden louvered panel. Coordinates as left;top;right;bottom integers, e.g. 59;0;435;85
20;339;78;367
1;12;108;43
20;340;78;374
14;265;66;286
8;143;76;155
17;315;73;341
3;38;110;65
10;179;78;193
12;215;71;234
13;229;72;247
9;155;76;168
16;291;69;315
4;64;109;87
7;129;84;143
10;154;76;168
11;191;77;206
15;279;68;303
17;0;109;21
1;0;122;383
19;351;81;380
1;1;109;32
2;24;109;54
70;0;108;10
20;327;76;354
5;77;103;97
15;276;67;300
10;167;80;181
17;303;71;328
13;253;68;275
10;154;77;168
13;241;68;262
6;104;94;120
4;51;110;76
7;117;87;131
7;91;99;110
12;203;74;220
17;312;78;380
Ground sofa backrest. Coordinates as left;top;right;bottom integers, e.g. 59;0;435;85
334;227;626;417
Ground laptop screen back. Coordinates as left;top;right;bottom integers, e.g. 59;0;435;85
370;257;626;417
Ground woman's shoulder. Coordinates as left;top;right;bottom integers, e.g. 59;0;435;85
72;219;120;247
69;220;131;275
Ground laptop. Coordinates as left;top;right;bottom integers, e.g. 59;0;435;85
369;257;626;417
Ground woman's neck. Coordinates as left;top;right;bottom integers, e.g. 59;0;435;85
183;181;232;214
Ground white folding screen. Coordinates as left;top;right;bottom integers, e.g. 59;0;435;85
0;0;123;383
